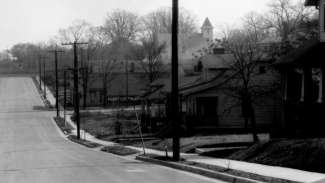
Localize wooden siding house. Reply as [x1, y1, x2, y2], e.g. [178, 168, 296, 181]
[143, 52, 281, 135]
[272, 0, 325, 137]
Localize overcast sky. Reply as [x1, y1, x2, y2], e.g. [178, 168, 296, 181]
[0, 0, 277, 51]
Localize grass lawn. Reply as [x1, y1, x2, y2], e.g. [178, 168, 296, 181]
[228, 138, 325, 173]
[77, 111, 140, 138]
[101, 145, 140, 156]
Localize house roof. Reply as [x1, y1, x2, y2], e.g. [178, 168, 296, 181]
[199, 54, 235, 69]
[88, 73, 149, 97]
[274, 39, 325, 67]
[145, 69, 230, 100]
[180, 70, 233, 97]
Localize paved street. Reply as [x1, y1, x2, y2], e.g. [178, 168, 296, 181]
[0, 76, 224, 183]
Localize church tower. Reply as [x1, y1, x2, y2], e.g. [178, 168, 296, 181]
[201, 17, 213, 41]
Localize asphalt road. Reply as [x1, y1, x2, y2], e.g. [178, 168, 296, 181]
[0, 77, 225, 183]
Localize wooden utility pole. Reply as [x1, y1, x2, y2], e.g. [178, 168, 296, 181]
[64, 70, 67, 126]
[38, 55, 42, 91]
[62, 42, 88, 139]
[49, 49, 64, 118]
[172, 0, 180, 161]
[42, 56, 47, 99]
[125, 60, 129, 107]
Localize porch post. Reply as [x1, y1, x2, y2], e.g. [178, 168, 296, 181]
[318, 68, 324, 103]
[303, 67, 312, 102]
[283, 71, 288, 101]
[300, 69, 305, 102]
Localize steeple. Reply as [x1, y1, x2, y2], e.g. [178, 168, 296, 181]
[201, 17, 213, 41]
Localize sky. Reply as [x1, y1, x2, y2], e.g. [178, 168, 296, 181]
[0, 0, 275, 51]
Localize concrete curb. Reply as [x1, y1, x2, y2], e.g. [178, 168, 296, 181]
[136, 155, 263, 183]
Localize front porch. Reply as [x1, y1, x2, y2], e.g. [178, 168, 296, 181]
[276, 41, 325, 137]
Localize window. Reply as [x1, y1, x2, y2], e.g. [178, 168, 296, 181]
[259, 66, 266, 74]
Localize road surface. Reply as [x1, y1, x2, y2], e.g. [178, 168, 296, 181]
[0, 77, 225, 183]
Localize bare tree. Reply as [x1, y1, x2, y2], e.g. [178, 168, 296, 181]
[103, 9, 139, 42]
[97, 57, 117, 107]
[263, 0, 316, 50]
[222, 26, 269, 143]
[142, 7, 197, 36]
[58, 19, 94, 108]
[79, 26, 109, 108]
[135, 35, 166, 83]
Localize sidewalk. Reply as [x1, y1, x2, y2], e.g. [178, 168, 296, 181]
[42, 81, 325, 183]
[188, 157, 325, 183]
[36, 76, 56, 105]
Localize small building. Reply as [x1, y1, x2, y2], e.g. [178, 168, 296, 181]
[181, 69, 280, 134]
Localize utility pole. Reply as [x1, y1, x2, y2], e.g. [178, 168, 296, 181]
[38, 55, 42, 91]
[64, 70, 67, 126]
[42, 56, 47, 99]
[171, 0, 180, 161]
[125, 60, 129, 107]
[49, 49, 64, 118]
[62, 42, 88, 139]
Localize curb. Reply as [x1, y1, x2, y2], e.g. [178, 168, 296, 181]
[136, 155, 263, 183]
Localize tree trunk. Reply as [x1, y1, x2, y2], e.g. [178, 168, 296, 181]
[82, 70, 88, 109]
[103, 87, 107, 107]
[250, 104, 259, 143]
[83, 84, 87, 109]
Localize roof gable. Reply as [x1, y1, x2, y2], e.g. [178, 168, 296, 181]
[202, 17, 213, 28]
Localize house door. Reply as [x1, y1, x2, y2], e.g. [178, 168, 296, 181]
[196, 97, 218, 124]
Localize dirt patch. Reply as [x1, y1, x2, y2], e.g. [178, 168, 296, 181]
[229, 138, 325, 173]
[71, 111, 139, 138]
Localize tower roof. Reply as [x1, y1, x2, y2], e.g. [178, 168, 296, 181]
[202, 17, 213, 28]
